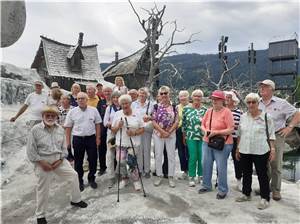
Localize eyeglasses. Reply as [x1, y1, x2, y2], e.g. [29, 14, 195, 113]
[160, 92, 169, 96]
[246, 101, 257, 104]
[77, 97, 86, 100]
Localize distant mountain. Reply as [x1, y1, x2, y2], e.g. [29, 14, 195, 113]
[101, 49, 299, 90]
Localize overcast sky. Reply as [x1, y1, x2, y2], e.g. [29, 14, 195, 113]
[1, 0, 299, 68]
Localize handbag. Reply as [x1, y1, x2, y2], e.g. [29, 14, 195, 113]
[207, 110, 228, 150]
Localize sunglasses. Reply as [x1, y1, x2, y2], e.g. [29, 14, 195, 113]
[160, 92, 169, 96]
[246, 101, 257, 104]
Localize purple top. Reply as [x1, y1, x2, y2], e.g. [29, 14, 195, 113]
[152, 103, 178, 135]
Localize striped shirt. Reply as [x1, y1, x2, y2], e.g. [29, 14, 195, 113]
[26, 122, 67, 162]
[231, 108, 243, 138]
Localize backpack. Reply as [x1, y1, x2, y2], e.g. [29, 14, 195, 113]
[285, 115, 300, 150]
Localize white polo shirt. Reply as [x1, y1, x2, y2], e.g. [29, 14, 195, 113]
[24, 91, 48, 120]
[64, 106, 102, 136]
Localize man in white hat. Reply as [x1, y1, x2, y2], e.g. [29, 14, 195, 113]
[10, 80, 48, 127]
[50, 82, 60, 89]
[27, 106, 87, 224]
[258, 79, 300, 201]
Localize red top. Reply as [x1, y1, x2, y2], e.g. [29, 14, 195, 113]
[201, 107, 234, 144]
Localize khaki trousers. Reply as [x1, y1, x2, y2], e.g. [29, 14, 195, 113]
[268, 134, 285, 192]
[34, 154, 81, 218]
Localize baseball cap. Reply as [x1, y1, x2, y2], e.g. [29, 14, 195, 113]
[210, 90, 225, 100]
[258, 79, 275, 90]
[34, 80, 43, 86]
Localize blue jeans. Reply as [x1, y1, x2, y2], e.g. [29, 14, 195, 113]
[202, 142, 233, 195]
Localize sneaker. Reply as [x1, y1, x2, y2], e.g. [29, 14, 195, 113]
[189, 177, 196, 187]
[144, 172, 151, 179]
[235, 179, 242, 192]
[169, 177, 176, 188]
[178, 171, 188, 180]
[108, 178, 115, 189]
[257, 199, 269, 210]
[154, 176, 163, 187]
[79, 183, 84, 192]
[272, 191, 281, 201]
[235, 194, 251, 202]
[133, 181, 142, 191]
[89, 181, 98, 189]
[71, 200, 88, 208]
[119, 179, 128, 189]
[198, 188, 210, 194]
[98, 170, 106, 176]
[37, 217, 47, 224]
[216, 193, 226, 200]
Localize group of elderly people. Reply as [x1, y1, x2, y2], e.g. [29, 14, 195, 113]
[14, 76, 299, 223]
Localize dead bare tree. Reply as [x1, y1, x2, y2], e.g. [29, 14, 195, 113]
[128, 0, 199, 93]
[204, 59, 240, 90]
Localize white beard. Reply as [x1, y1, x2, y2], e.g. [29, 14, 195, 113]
[44, 120, 56, 127]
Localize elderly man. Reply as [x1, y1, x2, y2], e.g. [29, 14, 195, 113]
[27, 106, 87, 224]
[96, 86, 113, 176]
[258, 79, 300, 201]
[65, 92, 102, 191]
[10, 80, 48, 127]
[128, 89, 139, 102]
[86, 84, 99, 107]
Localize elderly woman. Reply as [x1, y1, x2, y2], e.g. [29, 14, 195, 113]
[103, 91, 122, 188]
[182, 89, 207, 187]
[199, 90, 234, 199]
[111, 94, 144, 191]
[152, 86, 178, 188]
[128, 89, 139, 102]
[113, 76, 128, 95]
[58, 94, 73, 126]
[176, 90, 190, 179]
[235, 93, 275, 210]
[132, 87, 154, 178]
[69, 83, 81, 107]
[225, 90, 243, 191]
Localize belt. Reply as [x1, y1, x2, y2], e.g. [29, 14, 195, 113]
[73, 134, 95, 139]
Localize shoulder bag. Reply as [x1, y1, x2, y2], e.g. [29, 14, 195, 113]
[207, 109, 228, 150]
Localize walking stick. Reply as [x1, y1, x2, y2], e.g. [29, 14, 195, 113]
[117, 118, 123, 203]
[124, 117, 147, 197]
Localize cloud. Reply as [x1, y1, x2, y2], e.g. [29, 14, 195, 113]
[1, 1, 299, 68]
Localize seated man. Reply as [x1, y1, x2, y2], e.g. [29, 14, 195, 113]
[26, 106, 87, 224]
